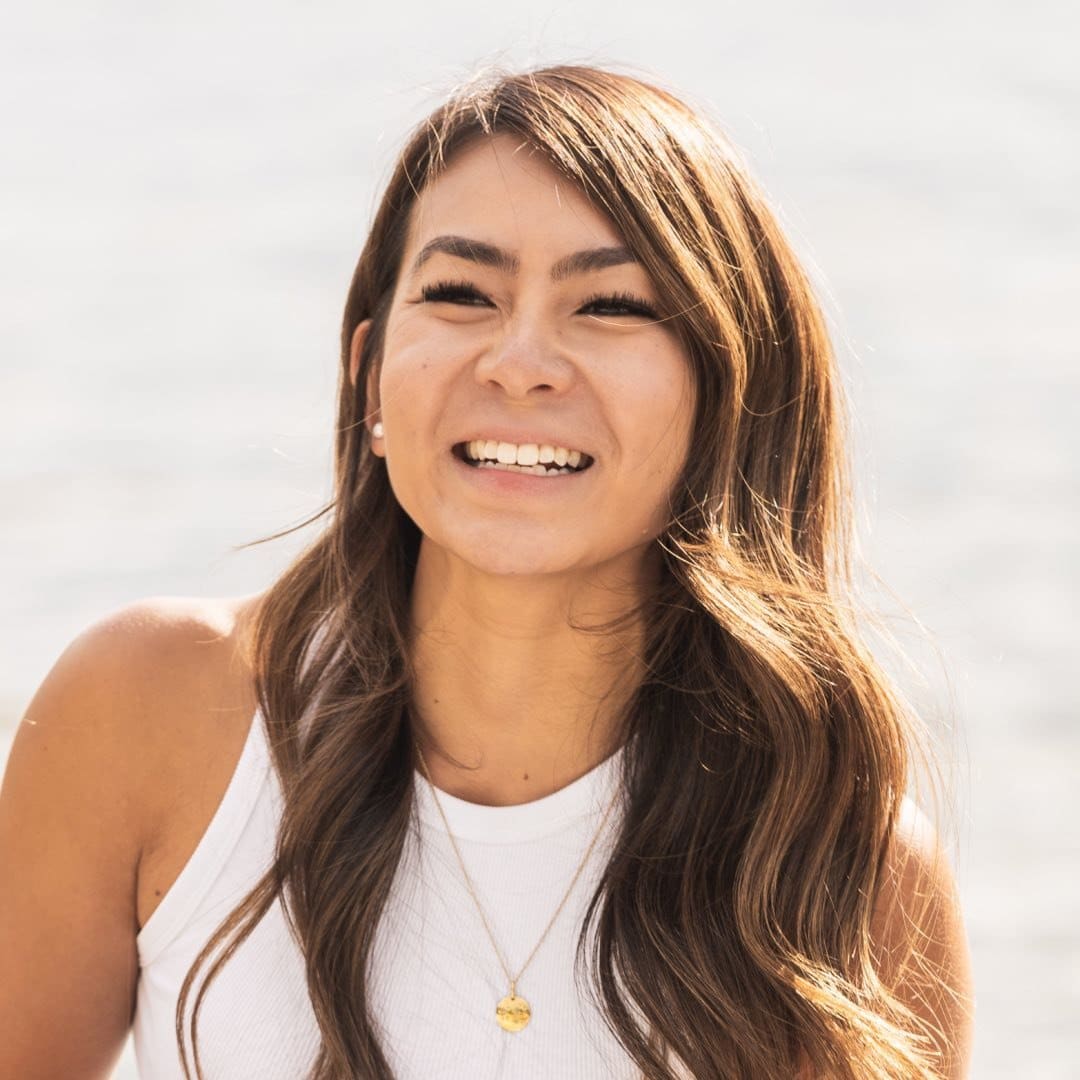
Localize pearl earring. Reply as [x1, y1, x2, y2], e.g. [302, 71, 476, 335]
[372, 421, 384, 439]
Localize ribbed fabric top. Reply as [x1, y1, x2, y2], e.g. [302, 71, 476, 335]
[132, 708, 637, 1079]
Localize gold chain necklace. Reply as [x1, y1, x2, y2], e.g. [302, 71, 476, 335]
[413, 740, 623, 1032]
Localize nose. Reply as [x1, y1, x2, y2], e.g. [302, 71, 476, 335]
[472, 316, 575, 400]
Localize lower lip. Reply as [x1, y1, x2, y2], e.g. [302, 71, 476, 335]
[450, 452, 593, 492]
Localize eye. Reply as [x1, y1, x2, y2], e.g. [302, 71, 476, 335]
[419, 280, 493, 306]
[578, 291, 659, 319]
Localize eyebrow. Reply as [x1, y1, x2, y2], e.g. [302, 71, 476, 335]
[410, 234, 638, 280]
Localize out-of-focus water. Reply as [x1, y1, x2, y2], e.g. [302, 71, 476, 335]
[1, 3, 1076, 1076]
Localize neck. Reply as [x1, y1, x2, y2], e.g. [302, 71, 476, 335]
[408, 542, 654, 806]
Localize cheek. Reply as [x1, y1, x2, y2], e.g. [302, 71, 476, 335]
[377, 338, 449, 439]
[380, 304, 484, 381]
[375, 329, 469, 517]
[613, 356, 695, 475]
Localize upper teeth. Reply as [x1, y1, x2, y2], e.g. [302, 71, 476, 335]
[465, 440, 585, 469]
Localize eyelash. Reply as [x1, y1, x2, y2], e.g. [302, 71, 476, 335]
[419, 279, 659, 319]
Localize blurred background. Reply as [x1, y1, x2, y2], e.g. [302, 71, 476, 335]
[1, 2, 1075, 1076]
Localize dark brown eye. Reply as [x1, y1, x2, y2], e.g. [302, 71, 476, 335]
[420, 280, 492, 306]
[578, 291, 658, 318]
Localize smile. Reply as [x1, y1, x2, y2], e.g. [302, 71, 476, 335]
[453, 440, 594, 477]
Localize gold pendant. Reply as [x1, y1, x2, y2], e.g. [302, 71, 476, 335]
[496, 993, 531, 1032]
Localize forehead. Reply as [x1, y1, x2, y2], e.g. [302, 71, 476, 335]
[403, 134, 626, 258]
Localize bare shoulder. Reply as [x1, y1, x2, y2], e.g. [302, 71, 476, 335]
[77, 592, 261, 731]
[0, 593, 263, 1076]
[869, 796, 976, 1079]
[27, 591, 260, 697]
[11, 592, 264, 863]
[13, 596, 260, 807]
[69, 591, 260, 692]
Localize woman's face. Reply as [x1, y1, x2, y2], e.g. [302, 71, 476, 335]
[357, 133, 695, 581]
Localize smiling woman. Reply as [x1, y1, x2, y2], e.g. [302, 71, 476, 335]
[0, 65, 973, 1079]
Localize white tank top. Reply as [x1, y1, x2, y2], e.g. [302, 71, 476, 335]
[132, 708, 638, 1079]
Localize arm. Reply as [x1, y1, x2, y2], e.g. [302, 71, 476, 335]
[870, 800, 976, 1079]
[0, 594, 257, 1078]
[0, 602, 182, 1077]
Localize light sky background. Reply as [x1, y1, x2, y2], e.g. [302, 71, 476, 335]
[1, 2, 1076, 1076]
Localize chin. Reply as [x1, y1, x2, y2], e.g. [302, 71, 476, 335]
[422, 522, 593, 580]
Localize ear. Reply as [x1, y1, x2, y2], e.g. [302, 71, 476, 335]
[349, 318, 372, 391]
[349, 319, 384, 456]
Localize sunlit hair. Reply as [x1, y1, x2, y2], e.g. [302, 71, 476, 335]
[178, 64, 951, 1078]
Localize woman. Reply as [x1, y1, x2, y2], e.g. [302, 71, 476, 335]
[0, 65, 974, 1078]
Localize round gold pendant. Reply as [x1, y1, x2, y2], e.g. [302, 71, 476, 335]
[496, 993, 531, 1032]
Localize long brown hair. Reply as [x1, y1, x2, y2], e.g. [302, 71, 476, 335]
[178, 64, 948, 1078]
